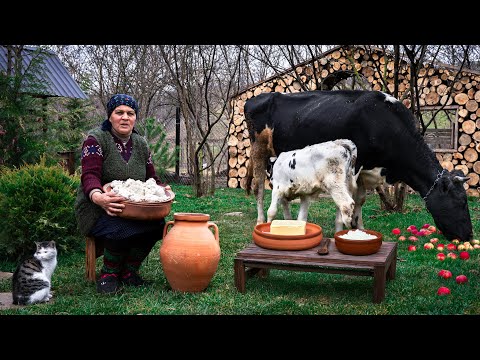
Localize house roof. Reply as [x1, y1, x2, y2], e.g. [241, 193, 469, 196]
[0, 46, 87, 99]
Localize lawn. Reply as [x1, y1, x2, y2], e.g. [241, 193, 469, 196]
[0, 185, 479, 315]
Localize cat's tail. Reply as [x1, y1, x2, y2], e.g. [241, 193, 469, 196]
[12, 294, 28, 305]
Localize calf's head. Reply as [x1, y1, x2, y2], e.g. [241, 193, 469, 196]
[425, 170, 473, 242]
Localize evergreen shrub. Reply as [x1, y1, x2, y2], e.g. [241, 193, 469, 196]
[0, 158, 82, 261]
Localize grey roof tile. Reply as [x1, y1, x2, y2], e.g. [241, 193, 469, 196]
[0, 46, 87, 99]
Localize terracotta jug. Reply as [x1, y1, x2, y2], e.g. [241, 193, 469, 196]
[160, 212, 220, 292]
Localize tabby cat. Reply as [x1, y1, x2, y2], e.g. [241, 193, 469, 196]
[12, 240, 58, 305]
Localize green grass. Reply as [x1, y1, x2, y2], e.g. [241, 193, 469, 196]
[0, 185, 479, 315]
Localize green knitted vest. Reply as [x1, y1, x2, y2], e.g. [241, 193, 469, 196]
[74, 128, 150, 236]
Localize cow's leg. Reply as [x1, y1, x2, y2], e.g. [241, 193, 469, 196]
[252, 153, 266, 225]
[255, 184, 266, 224]
[352, 180, 367, 229]
[335, 207, 344, 232]
[250, 134, 274, 225]
[281, 198, 292, 220]
[280, 198, 292, 220]
[352, 204, 364, 229]
[297, 196, 310, 222]
[266, 191, 280, 223]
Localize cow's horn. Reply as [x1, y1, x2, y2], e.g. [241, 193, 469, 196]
[453, 175, 470, 183]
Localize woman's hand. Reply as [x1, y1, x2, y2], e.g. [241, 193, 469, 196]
[91, 190, 126, 216]
[164, 185, 175, 198]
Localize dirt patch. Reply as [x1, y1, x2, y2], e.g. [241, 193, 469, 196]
[0, 272, 12, 281]
[0, 292, 19, 310]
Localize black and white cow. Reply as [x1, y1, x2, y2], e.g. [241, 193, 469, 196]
[267, 139, 359, 230]
[244, 90, 473, 242]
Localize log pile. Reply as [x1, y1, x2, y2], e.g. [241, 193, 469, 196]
[228, 45, 480, 197]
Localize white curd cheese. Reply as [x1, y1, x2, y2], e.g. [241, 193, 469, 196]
[110, 178, 170, 202]
[339, 229, 377, 240]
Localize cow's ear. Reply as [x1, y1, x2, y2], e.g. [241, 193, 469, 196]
[438, 176, 450, 193]
[354, 166, 363, 182]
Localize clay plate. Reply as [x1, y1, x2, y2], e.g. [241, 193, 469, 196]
[333, 229, 383, 256]
[103, 182, 174, 221]
[253, 222, 323, 250]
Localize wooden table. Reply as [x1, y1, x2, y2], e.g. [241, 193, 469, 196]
[234, 240, 397, 303]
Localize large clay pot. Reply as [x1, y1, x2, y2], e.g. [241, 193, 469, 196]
[160, 212, 220, 292]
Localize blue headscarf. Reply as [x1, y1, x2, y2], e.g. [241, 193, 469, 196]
[106, 94, 138, 119]
[102, 94, 139, 132]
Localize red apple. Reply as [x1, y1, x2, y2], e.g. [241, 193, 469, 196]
[422, 223, 430, 229]
[452, 239, 460, 244]
[398, 235, 406, 241]
[438, 269, 452, 279]
[423, 243, 435, 250]
[436, 253, 446, 261]
[406, 225, 417, 232]
[459, 251, 470, 260]
[417, 230, 427, 236]
[446, 243, 457, 251]
[407, 245, 416, 252]
[428, 225, 436, 232]
[437, 287, 451, 295]
[430, 238, 439, 244]
[436, 244, 445, 251]
[408, 236, 418, 242]
[447, 252, 457, 259]
[455, 275, 468, 284]
[392, 228, 401, 235]
[438, 269, 447, 277]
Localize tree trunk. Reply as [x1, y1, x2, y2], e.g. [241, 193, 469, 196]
[193, 150, 203, 198]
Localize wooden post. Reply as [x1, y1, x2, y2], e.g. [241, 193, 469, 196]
[175, 106, 180, 177]
[58, 151, 75, 175]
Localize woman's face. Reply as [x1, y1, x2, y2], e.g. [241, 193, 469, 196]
[109, 105, 136, 136]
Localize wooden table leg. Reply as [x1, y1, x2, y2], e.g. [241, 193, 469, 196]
[387, 248, 397, 280]
[234, 258, 246, 293]
[85, 236, 97, 282]
[373, 264, 386, 303]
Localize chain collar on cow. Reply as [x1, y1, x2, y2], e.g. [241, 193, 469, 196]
[423, 168, 447, 203]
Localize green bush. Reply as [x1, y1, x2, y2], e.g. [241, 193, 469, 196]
[0, 158, 82, 261]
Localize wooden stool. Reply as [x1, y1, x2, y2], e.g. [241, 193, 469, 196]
[85, 236, 104, 282]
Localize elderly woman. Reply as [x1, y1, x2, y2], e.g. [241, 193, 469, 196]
[75, 94, 173, 294]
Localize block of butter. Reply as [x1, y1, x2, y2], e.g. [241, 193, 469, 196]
[270, 220, 307, 236]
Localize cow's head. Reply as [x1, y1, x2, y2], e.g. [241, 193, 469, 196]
[425, 170, 473, 242]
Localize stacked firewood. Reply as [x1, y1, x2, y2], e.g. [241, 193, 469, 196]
[228, 46, 480, 197]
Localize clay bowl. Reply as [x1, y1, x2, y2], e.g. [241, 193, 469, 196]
[103, 182, 174, 221]
[253, 222, 323, 250]
[334, 229, 383, 256]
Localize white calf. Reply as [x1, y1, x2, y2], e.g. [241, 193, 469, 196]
[266, 139, 359, 229]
